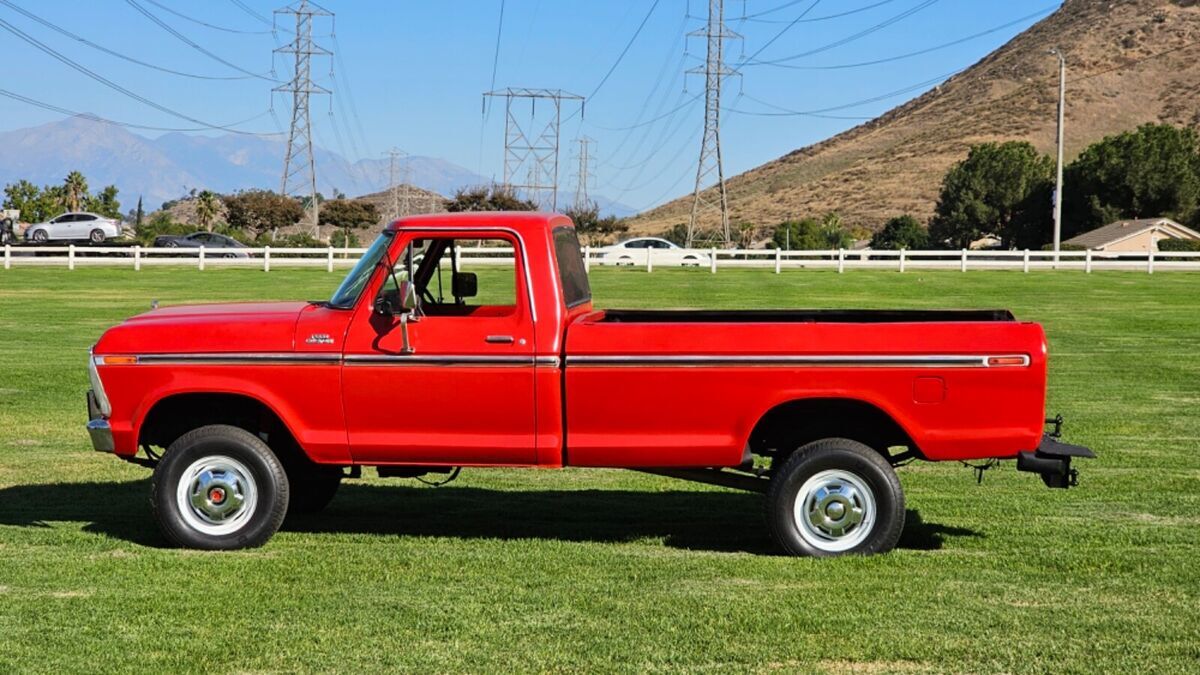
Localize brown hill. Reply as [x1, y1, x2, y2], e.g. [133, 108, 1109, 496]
[628, 0, 1200, 237]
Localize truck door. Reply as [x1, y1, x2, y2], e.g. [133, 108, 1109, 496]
[341, 232, 538, 465]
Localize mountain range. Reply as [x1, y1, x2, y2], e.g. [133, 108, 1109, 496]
[0, 116, 635, 216]
[629, 0, 1200, 235]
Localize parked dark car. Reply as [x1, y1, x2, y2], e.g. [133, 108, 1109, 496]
[154, 232, 249, 258]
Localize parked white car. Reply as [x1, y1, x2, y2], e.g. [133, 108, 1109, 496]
[24, 212, 122, 244]
[597, 237, 711, 267]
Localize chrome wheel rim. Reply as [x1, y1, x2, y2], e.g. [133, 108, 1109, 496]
[176, 455, 258, 536]
[793, 469, 876, 552]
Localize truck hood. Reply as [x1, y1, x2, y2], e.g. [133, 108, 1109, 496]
[95, 301, 309, 354]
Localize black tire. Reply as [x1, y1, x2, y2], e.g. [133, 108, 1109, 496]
[766, 438, 904, 557]
[151, 424, 289, 550]
[31, 229, 48, 243]
[89, 228, 105, 244]
[285, 465, 342, 515]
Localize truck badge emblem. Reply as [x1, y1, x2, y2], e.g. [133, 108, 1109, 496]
[306, 333, 334, 345]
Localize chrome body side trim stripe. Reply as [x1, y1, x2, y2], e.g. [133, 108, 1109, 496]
[135, 353, 341, 365]
[564, 354, 1029, 368]
[344, 354, 536, 366]
[101, 352, 563, 367]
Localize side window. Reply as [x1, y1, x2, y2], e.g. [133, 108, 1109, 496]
[652, 240, 672, 249]
[78, 214, 96, 222]
[383, 236, 518, 318]
[625, 239, 647, 249]
[554, 227, 591, 308]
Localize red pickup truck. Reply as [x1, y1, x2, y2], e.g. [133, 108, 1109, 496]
[86, 212, 1092, 555]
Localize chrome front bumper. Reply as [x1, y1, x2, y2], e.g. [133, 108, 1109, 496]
[86, 390, 114, 453]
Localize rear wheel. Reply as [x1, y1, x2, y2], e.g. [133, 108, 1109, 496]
[766, 438, 904, 556]
[151, 424, 289, 550]
[89, 228, 105, 244]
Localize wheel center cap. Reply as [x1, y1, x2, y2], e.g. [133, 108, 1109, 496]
[209, 487, 226, 505]
[825, 501, 846, 519]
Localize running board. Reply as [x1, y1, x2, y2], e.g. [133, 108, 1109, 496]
[632, 468, 769, 493]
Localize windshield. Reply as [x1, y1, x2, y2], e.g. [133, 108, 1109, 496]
[328, 231, 394, 309]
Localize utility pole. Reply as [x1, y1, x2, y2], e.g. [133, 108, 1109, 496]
[686, 0, 739, 248]
[1050, 48, 1066, 260]
[482, 88, 584, 210]
[573, 136, 596, 211]
[275, 0, 332, 239]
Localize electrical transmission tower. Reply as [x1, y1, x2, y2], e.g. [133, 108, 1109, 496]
[275, 0, 332, 237]
[482, 88, 584, 210]
[686, 0, 740, 247]
[572, 136, 596, 211]
[386, 146, 405, 220]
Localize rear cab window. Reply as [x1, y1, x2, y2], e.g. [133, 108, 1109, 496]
[553, 227, 591, 308]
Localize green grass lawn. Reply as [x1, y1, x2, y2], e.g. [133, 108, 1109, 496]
[1, 266, 1198, 673]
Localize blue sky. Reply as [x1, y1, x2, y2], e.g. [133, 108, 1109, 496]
[0, 0, 1062, 210]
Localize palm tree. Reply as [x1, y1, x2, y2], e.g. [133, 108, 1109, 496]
[63, 171, 88, 212]
[196, 190, 219, 232]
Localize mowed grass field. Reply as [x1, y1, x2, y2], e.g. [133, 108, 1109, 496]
[1, 265, 1198, 673]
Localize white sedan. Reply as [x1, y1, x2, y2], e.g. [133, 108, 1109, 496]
[25, 212, 122, 244]
[597, 237, 711, 267]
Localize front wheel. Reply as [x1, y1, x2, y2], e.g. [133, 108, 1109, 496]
[31, 229, 48, 243]
[151, 424, 289, 550]
[766, 438, 905, 556]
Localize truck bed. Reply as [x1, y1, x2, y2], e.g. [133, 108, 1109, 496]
[563, 311, 1047, 469]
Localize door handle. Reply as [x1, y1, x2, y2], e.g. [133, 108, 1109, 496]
[485, 335, 515, 344]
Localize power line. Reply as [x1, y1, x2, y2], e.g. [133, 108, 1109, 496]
[0, 0, 256, 81]
[229, 0, 273, 25]
[124, 0, 278, 82]
[587, 0, 663, 101]
[0, 15, 277, 135]
[0, 87, 276, 133]
[741, 0, 940, 67]
[726, 67, 964, 116]
[486, 0, 506, 116]
[736, 0, 822, 68]
[589, 93, 703, 131]
[743, 0, 897, 22]
[143, 0, 272, 34]
[756, 5, 1056, 70]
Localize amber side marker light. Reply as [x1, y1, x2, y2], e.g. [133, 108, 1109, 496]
[101, 356, 138, 365]
[987, 355, 1029, 367]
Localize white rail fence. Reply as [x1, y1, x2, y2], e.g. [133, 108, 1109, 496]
[4, 243, 1200, 273]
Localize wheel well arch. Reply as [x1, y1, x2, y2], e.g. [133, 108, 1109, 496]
[745, 397, 921, 463]
[138, 392, 309, 465]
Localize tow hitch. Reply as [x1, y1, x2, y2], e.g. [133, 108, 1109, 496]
[1016, 416, 1095, 488]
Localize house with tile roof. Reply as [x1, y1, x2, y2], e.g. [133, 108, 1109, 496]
[1064, 218, 1200, 252]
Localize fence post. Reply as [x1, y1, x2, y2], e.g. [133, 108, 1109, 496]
[134, 245, 141, 271]
[68, 244, 75, 270]
[646, 247, 653, 273]
[837, 248, 845, 274]
[1023, 249, 1030, 274]
[327, 247, 334, 273]
[584, 245, 590, 273]
[3, 244, 9, 270]
[1147, 249, 1155, 275]
[1085, 249, 1092, 274]
[263, 246, 271, 272]
[960, 249, 967, 272]
[198, 245, 205, 271]
[898, 249, 906, 273]
[710, 248, 717, 274]
[774, 247, 781, 274]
